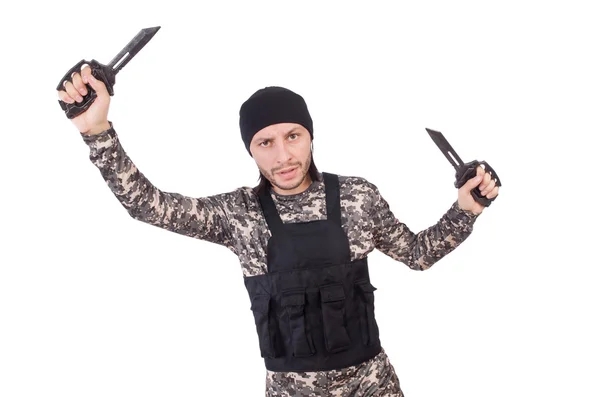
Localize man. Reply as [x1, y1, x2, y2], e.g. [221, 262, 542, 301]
[57, 65, 499, 396]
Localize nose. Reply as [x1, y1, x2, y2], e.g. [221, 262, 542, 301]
[273, 139, 292, 165]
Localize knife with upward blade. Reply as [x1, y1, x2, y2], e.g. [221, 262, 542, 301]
[426, 128, 501, 207]
[57, 26, 161, 119]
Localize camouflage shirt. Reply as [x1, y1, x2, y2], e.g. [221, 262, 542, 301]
[80, 122, 480, 396]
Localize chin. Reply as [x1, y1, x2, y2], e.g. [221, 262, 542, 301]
[277, 175, 301, 188]
[275, 170, 305, 189]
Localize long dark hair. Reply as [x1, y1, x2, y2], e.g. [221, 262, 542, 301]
[253, 148, 320, 196]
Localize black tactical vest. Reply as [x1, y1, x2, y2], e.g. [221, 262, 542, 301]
[244, 172, 382, 372]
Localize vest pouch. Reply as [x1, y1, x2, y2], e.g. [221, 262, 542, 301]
[319, 284, 351, 352]
[355, 280, 380, 346]
[281, 289, 315, 357]
[250, 294, 279, 358]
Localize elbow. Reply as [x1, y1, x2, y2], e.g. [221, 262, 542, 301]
[409, 257, 438, 271]
[126, 206, 152, 224]
[125, 198, 152, 222]
[127, 206, 142, 220]
[412, 264, 429, 271]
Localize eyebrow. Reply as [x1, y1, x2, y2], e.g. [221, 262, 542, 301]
[257, 128, 301, 142]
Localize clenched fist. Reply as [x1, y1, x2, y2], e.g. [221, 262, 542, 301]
[57, 65, 111, 135]
[458, 165, 500, 215]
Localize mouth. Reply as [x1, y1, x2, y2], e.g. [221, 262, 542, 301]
[278, 166, 297, 174]
[277, 166, 298, 178]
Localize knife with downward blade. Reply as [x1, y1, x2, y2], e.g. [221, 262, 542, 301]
[57, 26, 161, 119]
[426, 128, 501, 207]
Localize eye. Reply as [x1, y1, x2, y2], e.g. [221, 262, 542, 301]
[288, 133, 298, 140]
[259, 140, 270, 147]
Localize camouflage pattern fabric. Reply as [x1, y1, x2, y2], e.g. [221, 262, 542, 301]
[80, 124, 481, 395]
[266, 348, 404, 396]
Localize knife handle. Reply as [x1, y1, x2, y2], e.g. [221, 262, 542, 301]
[56, 59, 116, 119]
[454, 160, 502, 207]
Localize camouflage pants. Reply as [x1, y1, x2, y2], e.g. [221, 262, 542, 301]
[265, 348, 404, 396]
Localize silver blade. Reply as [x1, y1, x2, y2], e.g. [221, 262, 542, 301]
[425, 128, 464, 171]
[107, 26, 161, 74]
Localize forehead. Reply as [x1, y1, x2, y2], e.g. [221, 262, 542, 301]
[252, 122, 303, 141]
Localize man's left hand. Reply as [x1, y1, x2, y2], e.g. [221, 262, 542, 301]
[458, 165, 500, 215]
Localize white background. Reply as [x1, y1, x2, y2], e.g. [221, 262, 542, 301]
[1, 1, 599, 396]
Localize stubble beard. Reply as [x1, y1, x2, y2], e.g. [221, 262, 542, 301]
[260, 151, 312, 192]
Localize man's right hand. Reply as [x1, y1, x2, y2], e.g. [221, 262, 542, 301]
[57, 64, 111, 135]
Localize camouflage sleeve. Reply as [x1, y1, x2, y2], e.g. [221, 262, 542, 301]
[80, 122, 234, 247]
[369, 183, 480, 270]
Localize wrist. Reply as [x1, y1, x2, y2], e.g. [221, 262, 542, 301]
[83, 121, 111, 136]
[454, 200, 480, 218]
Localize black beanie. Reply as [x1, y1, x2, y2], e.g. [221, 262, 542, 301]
[239, 86, 313, 156]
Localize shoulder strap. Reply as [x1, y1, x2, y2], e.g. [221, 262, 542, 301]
[258, 173, 342, 233]
[257, 187, 285, 236]
[323, 172, 342, 227]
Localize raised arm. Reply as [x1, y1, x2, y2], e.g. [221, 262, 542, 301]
[369, 183, 480, 271]
[80, 125, 234, 246]
[58, 64, 234, 248]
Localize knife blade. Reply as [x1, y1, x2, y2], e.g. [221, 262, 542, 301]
[425, 127, 464, 171]
[425, 127, 502, 207]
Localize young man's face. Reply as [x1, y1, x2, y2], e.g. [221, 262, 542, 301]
[250, 122, 312, 195]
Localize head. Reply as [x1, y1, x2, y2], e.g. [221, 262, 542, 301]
[239, 87, 320, 195]
[249, 122, 318, 195]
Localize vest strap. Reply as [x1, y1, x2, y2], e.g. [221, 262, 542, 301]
[258, 172, 341, 236]
[323, 172, 341, 227]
